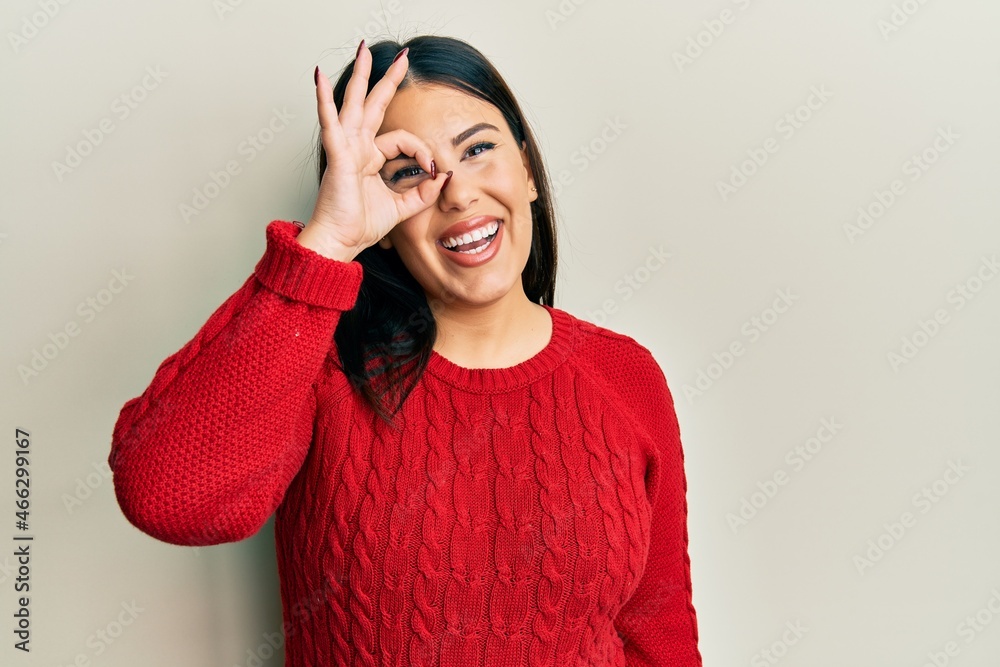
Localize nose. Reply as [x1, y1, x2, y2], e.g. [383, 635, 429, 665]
[436, 166, 477, 212]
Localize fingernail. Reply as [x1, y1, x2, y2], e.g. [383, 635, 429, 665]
[430, 159, 436, 179]
[356, 39, 366, 59]
[392, 47, 409, 64]
[442, 170, 453, 188]
[314, 65, 319, 86]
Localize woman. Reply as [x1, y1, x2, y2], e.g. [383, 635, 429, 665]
[109, 35, 703, 666]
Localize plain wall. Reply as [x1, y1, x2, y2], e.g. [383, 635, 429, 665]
[2, 0, 999, 665]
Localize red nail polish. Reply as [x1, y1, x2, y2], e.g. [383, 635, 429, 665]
[442, 170, 453, 188]
[430, 159, 436, 179]
[356, 39, 366, 59]
[392, 47, 408, 64]
[314, 66, 319, 86]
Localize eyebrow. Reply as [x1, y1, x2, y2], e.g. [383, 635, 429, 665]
[384, 122, 501, 163]
[451, 122, 500, 147]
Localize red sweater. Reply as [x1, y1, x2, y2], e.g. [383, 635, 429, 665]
[109, 220, 702, 667]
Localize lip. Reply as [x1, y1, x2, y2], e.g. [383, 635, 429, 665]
[436, 215, 501, 244]
[436, 218, 504, 268]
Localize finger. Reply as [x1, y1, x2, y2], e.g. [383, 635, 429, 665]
[315, 66, 346, 155]
[340, 41, 371, 131]
[360, 48, 408, 136]
[392, 169, 448, 221]
[373, 129, 435, 176]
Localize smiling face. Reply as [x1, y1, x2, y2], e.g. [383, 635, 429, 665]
[376, 83, 538, 310]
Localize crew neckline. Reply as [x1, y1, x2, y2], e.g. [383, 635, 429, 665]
[425, 304, 574, 393]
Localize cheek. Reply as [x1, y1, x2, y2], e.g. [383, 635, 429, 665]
[478, 156, 528, 200]
[394, 215, 428, 240]
[390, 222, 433, 263]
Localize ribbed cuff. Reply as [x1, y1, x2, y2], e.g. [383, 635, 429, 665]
[253, 220, 364, 310]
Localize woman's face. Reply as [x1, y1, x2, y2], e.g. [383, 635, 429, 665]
[376, 83, 538, 310]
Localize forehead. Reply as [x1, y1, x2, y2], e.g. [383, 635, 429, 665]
[377, 83, 505, 143]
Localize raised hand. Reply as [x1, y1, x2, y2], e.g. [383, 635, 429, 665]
[297, 43, 450, 262]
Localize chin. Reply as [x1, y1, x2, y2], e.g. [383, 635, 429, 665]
[434, 266, 523, 305]
[441, 280, 514, 306]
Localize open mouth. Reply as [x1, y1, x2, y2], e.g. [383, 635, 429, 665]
[439, 220, 501, 255]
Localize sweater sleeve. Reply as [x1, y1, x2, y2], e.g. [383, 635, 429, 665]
[613, 346, 703, 666]
[108, 220, 363, 547]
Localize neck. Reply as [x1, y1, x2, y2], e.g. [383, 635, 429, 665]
[429, 288, 550, 369]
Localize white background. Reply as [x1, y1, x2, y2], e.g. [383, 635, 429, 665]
[2, 0, 999, 665]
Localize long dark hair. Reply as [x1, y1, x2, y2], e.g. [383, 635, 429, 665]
[318, 35, 558, 426]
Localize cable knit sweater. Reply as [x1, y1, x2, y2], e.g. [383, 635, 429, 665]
[108, 220, 702, 667]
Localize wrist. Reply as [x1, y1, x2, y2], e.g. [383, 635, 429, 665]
[296, 224, 361, 263]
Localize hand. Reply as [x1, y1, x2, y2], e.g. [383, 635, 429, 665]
[299, 44, 449, 261]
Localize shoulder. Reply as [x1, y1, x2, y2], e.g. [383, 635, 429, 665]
[559, 309, 678, 435]
[559, 310, 686, 509]
[561, 309, 670, 385]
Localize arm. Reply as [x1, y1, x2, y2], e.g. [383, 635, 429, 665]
[108, 220, 363, 546]
[614, 348, 703, 666]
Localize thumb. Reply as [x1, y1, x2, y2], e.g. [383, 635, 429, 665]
[392, 170, 452, 221]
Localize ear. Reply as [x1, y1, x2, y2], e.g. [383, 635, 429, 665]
[377, 234, 393, 250]
[520, 140, 537, 203]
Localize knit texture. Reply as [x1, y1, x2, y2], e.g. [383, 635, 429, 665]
[109, 220, 702, 667]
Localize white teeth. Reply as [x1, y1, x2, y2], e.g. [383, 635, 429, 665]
[457, 243, 489, 255]
[442, 220, 499, 249]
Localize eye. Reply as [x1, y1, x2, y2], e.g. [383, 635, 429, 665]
[387, 141, 497, 183]
[466, 140, 496, 157]
[388, 165, 424, 183]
